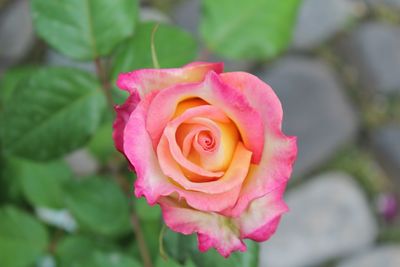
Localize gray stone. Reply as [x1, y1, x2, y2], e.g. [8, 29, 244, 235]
[337, 246, 400, 267]
[343, 22, 400, 94]
[371, 125, 400, 189]
[0, 0, 35, 64]
[45, 49, 96, 73]
[260, 172, 378, 267]
[385, 0, 400, 7]
[258, 57, 358, 178]
[366, 0, 400, 8]
[293, 0, 364, 50]
[64, 149, 99, 177]
[171, 0, 199, 36]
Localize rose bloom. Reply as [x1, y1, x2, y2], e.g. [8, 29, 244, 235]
[113, 62, 297, 257]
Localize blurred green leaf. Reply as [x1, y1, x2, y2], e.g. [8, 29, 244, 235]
[56, 235, 98, 267]
[155, 257, 183, 267]
[142, 219, 162, 258]
[87, 121, 116, 163]
[191, 240, 259, 267]
[0, 206, 49, 267]
[112, 22, 197, 78]
[200, 0, 301, 60]
[7, 157, 72, 209]
[56, 235, 140, 267]
[90, 251, 142, 267]
[2, 67, 106, 161]
[184, 259, 197, 267]
[31, 0, 138, 60]
[0, 158, 23, 203]
[135, 197, 161, 221]
[64, 176, 131, 237]
[133, 197, 162, 258]
[0, 66, 36, 107]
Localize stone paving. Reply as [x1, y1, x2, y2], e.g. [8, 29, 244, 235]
[1, 0, 399, 267]
[260, 172, 377, 267]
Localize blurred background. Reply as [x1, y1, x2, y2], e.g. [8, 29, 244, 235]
[0, 0, 400, 267]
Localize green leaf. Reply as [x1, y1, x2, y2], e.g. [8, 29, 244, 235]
[90, 251, 142, 267]
[192, 240, 259, 267]
[184, 259, 197, 267]
[155, 257, 183, 267]
[31, 0, 138, 60]
[164, 230, 259, 267]
[64, 176, 131, 237]
[56, 235, 98, 267]
[112, 22, 197, 78]
[0, 66, 36, 106]
[133, 197, 162, 258]
[200, 0, 301, 60]
[7, 157, 72, 209]
[56, 235, 140, 267]
[2, 67, 106, 161]
[0, 206, 49, 267]
[134, 197, 161, 221]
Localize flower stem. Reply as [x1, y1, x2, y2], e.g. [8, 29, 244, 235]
[94, 58, 114, 110]
[131, 207, 154, 267]
[151, 24, 161, 69]
[97, 58, 152, 267]
[159, 224, 168, 260]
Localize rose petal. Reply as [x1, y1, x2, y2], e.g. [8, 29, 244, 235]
[159, 197, 246, 258]
[158, 139, 252, 195]
[237, 184, 288, 241]
[146, 71, 265, 163]
[163, 105, 237, 178]
[112, 90, 140, 153]
[219, 72, 297, 217]
[116, 62, 224, 97]
[124, 92, 249, 212]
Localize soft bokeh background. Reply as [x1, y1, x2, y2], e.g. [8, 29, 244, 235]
[0, 0, 399, 267]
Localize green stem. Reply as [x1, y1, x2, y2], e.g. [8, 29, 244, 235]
[159, 224, 168, 260]
[97, 57, 152, 267]
[151, 24, 161, 69]
[131, 207, 154, 267]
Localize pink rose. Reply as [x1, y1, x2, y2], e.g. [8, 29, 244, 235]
[113, 62, 297, 257]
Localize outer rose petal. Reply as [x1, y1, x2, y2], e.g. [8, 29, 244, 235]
[124, 91, 248, 212]
[116, 62, 224, 97]
[219, 72, 297, 217]
[159, 197, 246, 258]
[146, 71, 265, 163]
[158, 185, 288, 257]
[238, 184, 288, 241]
[112, 91, 140, 153]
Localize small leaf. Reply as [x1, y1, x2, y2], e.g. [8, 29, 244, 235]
[64, 176, 131, 237]
[164, 230, 259, 267]
[2, 67, 106, 161]
[7, 157, 72, 209]
[31, 0, 139, 60]
[87, 121, 116, 163]
[0, 206, 49, 267]
[200, 0, 301, 60]
[112, 22, 197, 78]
